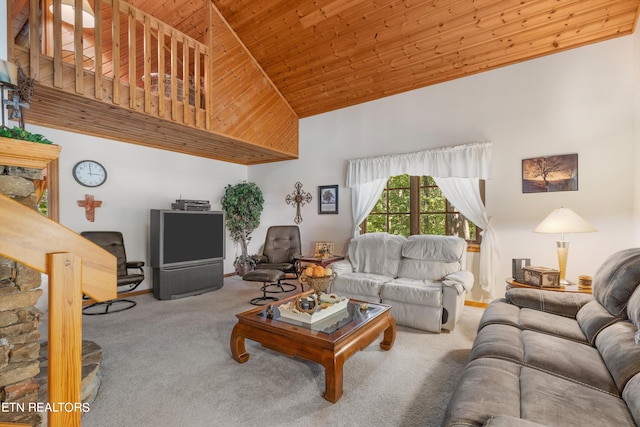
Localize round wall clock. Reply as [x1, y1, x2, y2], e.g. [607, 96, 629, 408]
[72, 160, 107, 187]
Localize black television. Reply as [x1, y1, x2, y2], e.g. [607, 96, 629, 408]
[150, 209, 225, 268]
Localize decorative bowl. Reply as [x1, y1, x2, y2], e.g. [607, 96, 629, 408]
[300, 272, 337, 297]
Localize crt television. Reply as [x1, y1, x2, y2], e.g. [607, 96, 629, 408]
[150, 209, 225, 268]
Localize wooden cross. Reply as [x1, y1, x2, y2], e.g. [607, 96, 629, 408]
[285, 181, 312, 224]
[77, 194, 102, 222]
[3, 92, 30, 129]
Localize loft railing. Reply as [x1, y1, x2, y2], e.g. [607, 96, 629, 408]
[12, 0, 211, 129]
[0, 194, 116, 427]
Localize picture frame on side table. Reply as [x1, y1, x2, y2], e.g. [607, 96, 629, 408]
[318, 185, 339, 214]
[522, 153, 578, 193]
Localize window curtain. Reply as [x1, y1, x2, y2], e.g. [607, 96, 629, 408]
[347, 141, 492, 187]
[347, 141, 496, 296]
[433, 177, 498, 294]
[351, 178, 387, 236]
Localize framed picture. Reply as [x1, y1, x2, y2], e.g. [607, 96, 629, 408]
[318, 185, 339, 214]
[522, 154, 578, 193]
[314, 242, 334, 258]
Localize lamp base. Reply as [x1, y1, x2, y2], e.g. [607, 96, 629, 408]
[556, 241, 569, 284]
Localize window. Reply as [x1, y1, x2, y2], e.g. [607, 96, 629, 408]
[362, 175, 482, 245]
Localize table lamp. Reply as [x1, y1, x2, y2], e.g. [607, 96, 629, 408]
[533, 207, 597, 284]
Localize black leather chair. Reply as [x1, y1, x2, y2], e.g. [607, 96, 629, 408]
[253, 225, 301, 292]
[81, 231, 145, 315]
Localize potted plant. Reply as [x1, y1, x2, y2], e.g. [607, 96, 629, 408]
[221, 181, 264, 276]
[0, 126, 53, 144]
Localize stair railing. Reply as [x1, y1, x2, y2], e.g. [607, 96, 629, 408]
[0, 194, 116, 427]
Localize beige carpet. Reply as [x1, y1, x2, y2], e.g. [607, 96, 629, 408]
[74, 276, 483, 427]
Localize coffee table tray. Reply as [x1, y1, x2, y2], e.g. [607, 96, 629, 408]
[278, 293, 349, 324]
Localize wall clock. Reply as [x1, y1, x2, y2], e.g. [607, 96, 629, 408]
[72, 160, 107, 187]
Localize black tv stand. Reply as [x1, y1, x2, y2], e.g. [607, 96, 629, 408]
[152, 260, 223, 300]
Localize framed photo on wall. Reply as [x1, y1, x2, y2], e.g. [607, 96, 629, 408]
[522, 153, 578, 193]
[318, 185, 339, 214]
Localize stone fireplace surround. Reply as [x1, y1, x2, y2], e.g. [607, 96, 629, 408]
[0, 139, 103, 426]
[0, 162, 47, 426]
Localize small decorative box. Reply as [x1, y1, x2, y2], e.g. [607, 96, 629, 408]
[522, 266, 561, 288]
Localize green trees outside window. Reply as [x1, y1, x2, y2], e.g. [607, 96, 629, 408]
[364, 175, 481, 244]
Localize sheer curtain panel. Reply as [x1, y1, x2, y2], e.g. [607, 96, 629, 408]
[433, 177, 498, 295]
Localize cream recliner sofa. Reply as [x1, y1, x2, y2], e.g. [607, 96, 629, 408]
[330, 232, 473, 332]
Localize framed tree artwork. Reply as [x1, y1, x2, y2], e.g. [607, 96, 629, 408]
[318, 185, 339, 214]
[522, 154, 578, 193]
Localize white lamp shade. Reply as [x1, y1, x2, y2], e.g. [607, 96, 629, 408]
[49, 0, 95, 28]
[534, 207, 597, 234]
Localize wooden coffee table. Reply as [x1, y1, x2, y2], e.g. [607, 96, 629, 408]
[230, 292, 396, 403]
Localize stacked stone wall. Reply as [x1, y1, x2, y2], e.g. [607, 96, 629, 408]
[0, 165, 44, 426]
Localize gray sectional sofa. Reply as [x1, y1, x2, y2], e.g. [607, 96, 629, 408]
[442, 248, 640, 427]
[331, 232, 473, 332]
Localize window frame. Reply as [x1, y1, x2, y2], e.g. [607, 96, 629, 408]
[362, 175, 484, 247]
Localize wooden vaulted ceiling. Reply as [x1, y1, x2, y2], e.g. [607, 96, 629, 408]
[128, 0, 640, 118]
[9, 0, 640, 165]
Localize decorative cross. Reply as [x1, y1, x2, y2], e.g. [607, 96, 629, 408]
[77, 194, 102, 222]
[285, 181, 312, 224]
[3, 92, 29, 129]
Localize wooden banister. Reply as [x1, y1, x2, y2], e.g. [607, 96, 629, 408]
[0, 194, 116, 427]
[0, 194, 116, 301]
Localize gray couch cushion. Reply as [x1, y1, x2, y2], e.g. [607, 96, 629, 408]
[505, 288, 593, 318]
[347, 232, 405, 277]
[397, 234, 466, 280]
[483, 415, 548, 427]
[380, 278, 442, 306]
[596, 320, 640, 393]
[478, 300, 588, 343]
[332, 272, 390, 301]
[593, 248, 640, 317]
[628, 286, 640, 328]
[470, 324, 618, 395]
[624, 373, 640, 426]
[443, 357, 636, 427]
[576, 300, 621, 345]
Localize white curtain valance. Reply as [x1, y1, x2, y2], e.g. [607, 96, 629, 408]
[346, 141, 492, 187]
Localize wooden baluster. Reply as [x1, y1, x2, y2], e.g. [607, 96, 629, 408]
[94, 0, 103, 100]
[183, 37, 190, 124]
[112, 0, 121, 105]
[128, 8, 136, 109]
[143, 14, 151, 113]
[73, 0, 84, 94]
[47, 253, 83, 427]
[158, 26, 166, 117]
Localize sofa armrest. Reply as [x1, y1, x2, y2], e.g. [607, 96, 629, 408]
[505, 288, 594, 318]
[252, 254, 268, 264]
[329, 259, 353, 275]
[126, 261, 144, 269]
[443, 270, 474, 294]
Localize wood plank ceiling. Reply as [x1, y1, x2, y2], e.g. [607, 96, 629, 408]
[126, 0, 640, 118]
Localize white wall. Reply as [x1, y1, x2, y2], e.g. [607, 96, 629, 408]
[250, 32, 639, 301]
[634, 28, 640, 242]
[25, 126, 248, 291]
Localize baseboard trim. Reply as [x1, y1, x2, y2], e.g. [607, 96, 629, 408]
[464, 300, 488, 308]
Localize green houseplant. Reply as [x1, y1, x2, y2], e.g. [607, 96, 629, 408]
[0, 126, 52, 144]
[221, 181, 264, 275]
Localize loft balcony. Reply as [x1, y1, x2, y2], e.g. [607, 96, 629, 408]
[8, 0, 298, 165]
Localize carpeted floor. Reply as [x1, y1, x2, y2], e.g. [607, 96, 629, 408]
[70, 276, 483, 427]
